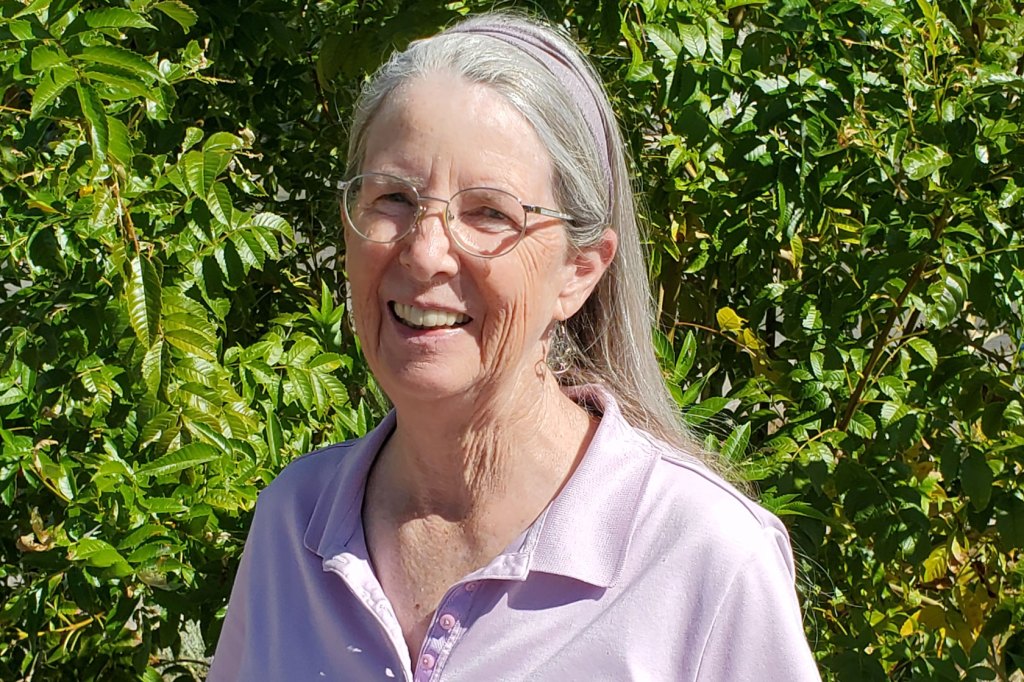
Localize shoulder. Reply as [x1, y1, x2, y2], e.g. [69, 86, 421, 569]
[628, 432, 794, 578]
[256, 442, 355, 513]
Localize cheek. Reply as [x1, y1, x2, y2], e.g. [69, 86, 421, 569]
[477, 248, 562, 367]
[344, 242, 388, 334]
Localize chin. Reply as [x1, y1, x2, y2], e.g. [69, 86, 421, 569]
[376, 365, 480, 405]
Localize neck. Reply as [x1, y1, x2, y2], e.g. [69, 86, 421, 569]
[371, 372, 594, 528]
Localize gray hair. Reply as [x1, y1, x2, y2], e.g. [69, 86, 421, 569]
[346, 13, 707, 460]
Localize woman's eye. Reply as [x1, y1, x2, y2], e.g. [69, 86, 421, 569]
[378, 192, 416, 206]
[481, 206, 512, 222]
[462, 206, 517, 232]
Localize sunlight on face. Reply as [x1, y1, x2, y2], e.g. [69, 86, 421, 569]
[344, 72, 583, 409]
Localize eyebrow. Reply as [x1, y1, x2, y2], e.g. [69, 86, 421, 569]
[365, 168, 428, 189]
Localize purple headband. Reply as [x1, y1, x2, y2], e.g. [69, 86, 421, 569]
[445, 21, 614, 199]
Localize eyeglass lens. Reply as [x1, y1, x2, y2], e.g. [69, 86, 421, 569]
[344, 174, 526, 257]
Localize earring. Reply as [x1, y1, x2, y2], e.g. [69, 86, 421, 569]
[547, 322, 577, 377]
[343, 278, 358, 337]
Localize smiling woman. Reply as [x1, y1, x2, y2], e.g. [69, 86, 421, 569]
[208, 12, 820, 682]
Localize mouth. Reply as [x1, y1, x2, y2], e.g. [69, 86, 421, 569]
[390, 302, 471, 330]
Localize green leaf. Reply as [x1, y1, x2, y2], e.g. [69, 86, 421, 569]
[204, 131, 245, 153]
[77, 45, 160, 82]
[678, 24, 706, 59]
[119, 524, 167, 550]
[214, 241, 244, 285]
[903, 146, 952, 181]
[996, 497, 1024, 550]
[288, 367, 315, 410]
[801, 302, 822, 330]
[83, 8, 155, 30]
[645, 24, 681, 61]
[183, 150, 230, 197]
[141, 497, 188, 514]
[683, 396, 729, 426]
[961, 453, 993, 510]
[5, 19, 34, 41]
[28, 227, 67, 276]
[13, 0, 51, 18]
[84, 69, 152, 99]
[30, 65, 77, 118]
[266, 407, 283, 467]
[251, 212, 290, 234]
[68, 538, 132, 574]
[106, 115, 132, 165]
[138, 442, 218, 477]
[998, 179, 1024, 209]
[847, 411, 877, 438]
[182, 126, 204, 152]
[31, 45, 66, 70]
[721, 422, 751, 461]
[76, 83, 109, 166]
[925, 273, 966, 329]
[880, 401, 910, 426]
[127, 255, 161, 347]
[672, 331, 697, 383]
[165, 327, 217, 361]
[231, 230, 265, 271]
[705, 18, 724, 64]
[317, 33, 347, 89]
[206, 181, 233, 225]
[141, 340, 164, 396]
[907, 337, 938, 368]
[153, 0, 198, 31]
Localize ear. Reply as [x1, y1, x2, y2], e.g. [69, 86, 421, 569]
[554, 228, 618, 321]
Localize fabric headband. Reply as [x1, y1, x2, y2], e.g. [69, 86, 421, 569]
[445, 22, 614, 200]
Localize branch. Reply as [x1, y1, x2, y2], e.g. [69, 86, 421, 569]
[838, 206, 950, 432]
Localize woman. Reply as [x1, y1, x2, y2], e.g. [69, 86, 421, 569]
[210, 13, 820, 681]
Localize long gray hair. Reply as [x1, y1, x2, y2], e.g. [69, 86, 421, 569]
[346, 13, 705, 459]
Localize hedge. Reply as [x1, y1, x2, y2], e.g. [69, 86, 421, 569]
[1, 0, 1022, 679]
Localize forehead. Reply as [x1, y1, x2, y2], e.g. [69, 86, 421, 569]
[361, 72, 554, 193]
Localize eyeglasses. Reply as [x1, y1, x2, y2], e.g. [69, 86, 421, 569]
[339, 172, 575, 258]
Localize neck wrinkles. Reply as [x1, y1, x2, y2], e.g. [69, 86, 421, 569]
[373, 376, 594, 526]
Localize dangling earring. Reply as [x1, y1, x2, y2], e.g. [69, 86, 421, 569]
[343, 278, 358, 337]
[547, 321, 576, 377]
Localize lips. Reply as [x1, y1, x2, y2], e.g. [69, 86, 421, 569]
[391, 302, 470, 329]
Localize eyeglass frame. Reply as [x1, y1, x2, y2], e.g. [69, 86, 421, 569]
[338, 171, 576, 259]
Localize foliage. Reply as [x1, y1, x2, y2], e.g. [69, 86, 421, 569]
[1, 0, 1022, 679]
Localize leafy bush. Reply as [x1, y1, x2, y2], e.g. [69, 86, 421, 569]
[1, 0, 1021, 679]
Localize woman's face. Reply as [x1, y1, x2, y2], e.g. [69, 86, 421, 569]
[345, 72, 612, 407]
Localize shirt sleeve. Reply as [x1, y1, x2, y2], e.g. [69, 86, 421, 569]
[694, 525, 821, 681]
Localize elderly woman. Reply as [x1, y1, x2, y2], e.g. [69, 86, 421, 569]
[210, 13, 820, 682]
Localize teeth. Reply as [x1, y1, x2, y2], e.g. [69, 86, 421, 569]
[393, 303, 469, 329]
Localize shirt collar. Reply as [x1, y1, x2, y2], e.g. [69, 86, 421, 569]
[302, 410, 395, 561]
[301, 386, 659, 589]
[521, 385, 659, 587]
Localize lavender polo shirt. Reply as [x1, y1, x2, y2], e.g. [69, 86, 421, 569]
[209, 386, 821, 681]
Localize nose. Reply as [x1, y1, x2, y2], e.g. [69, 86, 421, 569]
[397, 203, 459, 280]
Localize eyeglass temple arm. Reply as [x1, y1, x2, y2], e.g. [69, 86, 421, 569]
[524, 205, 575, 223]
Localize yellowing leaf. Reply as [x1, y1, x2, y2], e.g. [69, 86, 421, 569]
[922, 545, 948, 583]
[716, 306, 746, 333]
[899, 613, 918, 637]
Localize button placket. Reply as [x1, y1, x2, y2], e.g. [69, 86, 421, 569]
[438, 613, 456, 631]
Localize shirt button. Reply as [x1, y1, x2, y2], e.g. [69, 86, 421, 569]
[438, 613, 456, 631]
[464, 581, 479, 592]
[420, 653, 436, 671]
